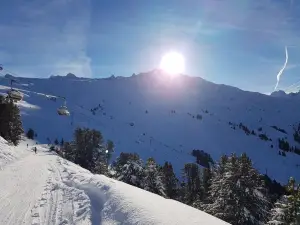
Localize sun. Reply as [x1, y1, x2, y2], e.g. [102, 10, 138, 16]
[160, 51, 185, 75]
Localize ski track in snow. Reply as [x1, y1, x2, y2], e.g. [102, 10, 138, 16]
[0, 146, 91, 225]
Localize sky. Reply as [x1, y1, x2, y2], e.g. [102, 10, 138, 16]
[0, 0, 300, 93]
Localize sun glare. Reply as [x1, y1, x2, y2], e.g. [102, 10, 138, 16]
[160, 51, 185, 75]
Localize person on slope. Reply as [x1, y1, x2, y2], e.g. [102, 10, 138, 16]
[34, 147, 37, 154]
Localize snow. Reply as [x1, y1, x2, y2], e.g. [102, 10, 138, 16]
[0, 136, 34, 169]
[0, 72, 299, 183]
[0, 139, 229, 225]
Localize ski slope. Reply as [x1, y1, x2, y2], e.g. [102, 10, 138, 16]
[0, 70, 299, 183]
[0, 139, 229, 225]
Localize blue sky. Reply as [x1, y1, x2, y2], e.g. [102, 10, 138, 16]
[0, 0, 300, 93]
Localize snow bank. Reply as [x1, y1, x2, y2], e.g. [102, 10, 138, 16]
[60, 158, 229, 225]
[0, 137, 35, 169]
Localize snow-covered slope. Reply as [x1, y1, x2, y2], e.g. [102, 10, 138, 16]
[0, 70, 299, 183]
[0, 136, 35, 169]
[0, 139, 228, 225]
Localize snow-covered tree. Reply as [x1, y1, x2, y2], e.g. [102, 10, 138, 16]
[118, 160, 144, 188]
[93, 141, 114, 175]
[61, 127, 112, 174]
[202, 167, 212, 197]
[236, 153, 271, 224]
[267, 177, 300, 225]
[105, 139, 114, 162]
[143, 158, 166, 197]
[204, 154, 240, 223]
[113, 152, 145, 188]
[72, 128, 104, 171]
[181, 163, 202, 204]
[203, 153, 271, 225]
[267, 195, 289, 225]
[285, 177, 300, 224]
[193, 167, 213, 209]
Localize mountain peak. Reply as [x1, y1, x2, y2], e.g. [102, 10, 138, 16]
[50, 73, 78, 79]
[66, 73, 77, 78]
[270, 90, 287, 97]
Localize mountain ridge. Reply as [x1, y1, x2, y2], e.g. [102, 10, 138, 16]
[0, 69, 299, 183]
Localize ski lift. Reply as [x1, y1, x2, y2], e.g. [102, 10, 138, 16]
[57, 99, 70, 116]
[7, 80, 23, 101]
[7, 89, 23, 101]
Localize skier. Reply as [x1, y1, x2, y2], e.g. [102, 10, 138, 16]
[34, 147, 37, 154]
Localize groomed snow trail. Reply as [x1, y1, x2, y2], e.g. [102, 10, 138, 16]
[0, 146, 91, 225]
[0, 147, 53, 225]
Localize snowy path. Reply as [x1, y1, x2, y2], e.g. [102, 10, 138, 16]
[0, 150, 53, 224]
[0, 147, 91, 225]
[0, 144, 228, 225]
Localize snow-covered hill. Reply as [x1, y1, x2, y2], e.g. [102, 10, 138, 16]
[0, 70, 299, 183]
[0, 139, 228, 225]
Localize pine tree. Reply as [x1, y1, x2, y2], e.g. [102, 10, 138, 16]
[93, 155, 109, 175]
[93, 140, 112, 175]
[286, 177, 300, 224]
[267, 195, 290, 224]
[54, 138, 59, 145]
[63, 141, 76, 162]
[10, 101, 23, 145]
[266, 178, 300, 224]
[113, 152, 145, 188]
[106, 139, 114, 162]
[203, 153, 271, 225]
[143, 158, 166, 197]
[26, 128, 35, 139]
[181, 163, 202, 205]
[72, 128, 103, 171]
[0, 98, 23, 145]
[193, 167, 212, 210]
[202, 167, 212, 199]
[236, 153, 271, 224]
[49, 145, 55, 151]
[204, 154, 240, 223]
[161, 162, 179, 199]
[62, 127, 109, 173]
[60, 138, 64, 146]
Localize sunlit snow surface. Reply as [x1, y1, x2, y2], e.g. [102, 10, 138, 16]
[0, 72, 299, 183]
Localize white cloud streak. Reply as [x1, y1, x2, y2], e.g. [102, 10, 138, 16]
[274, 46, 288, 91]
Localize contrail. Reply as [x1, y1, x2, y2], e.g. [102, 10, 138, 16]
[274, 46, 288, 91]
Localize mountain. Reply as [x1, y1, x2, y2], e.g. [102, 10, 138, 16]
[271, 90, 300, 99]
[0, 137, 228, 225]
[0, 70, 299, 183]
[270, 90, 288, 98]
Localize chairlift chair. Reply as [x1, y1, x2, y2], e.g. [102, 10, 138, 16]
[7, 79, 23, 101]
[7, 89, 23, 101]
[57, 99, 70, 116]
[57, 105, 70, 116]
